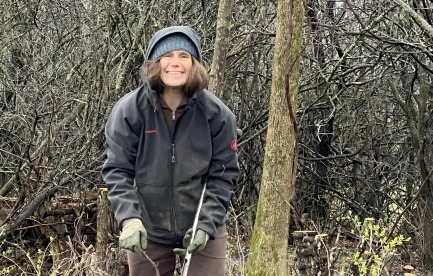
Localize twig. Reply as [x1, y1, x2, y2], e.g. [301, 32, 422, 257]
[143, 252, 160, 276]
[386, 168, 433, 243]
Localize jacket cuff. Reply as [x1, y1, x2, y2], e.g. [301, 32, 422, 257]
[197, 222, 217, 240]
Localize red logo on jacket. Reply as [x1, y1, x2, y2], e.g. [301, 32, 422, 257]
[145, 129, 157, 134]
[231, 140, 237, 151]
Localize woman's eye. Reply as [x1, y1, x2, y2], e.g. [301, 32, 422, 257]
[181, 53, 192, 59]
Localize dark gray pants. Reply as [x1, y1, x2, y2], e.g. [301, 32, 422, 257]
[127, 225, 228, 276]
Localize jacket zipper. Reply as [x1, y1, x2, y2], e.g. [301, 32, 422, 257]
[162, 100, 193, 242]
[171, 143, 175, 163]
[170, 106, 189, 241]
[154, 95, 179, 242]
[171, 140, 177, 241]
[155, 95, 179, 239]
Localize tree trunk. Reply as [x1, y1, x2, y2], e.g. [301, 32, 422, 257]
[391, 65, 433, 268]
[244, 0, 304, 274]
[208, 0, 233, 99]
[417, 68, 433, 268]
[96, 188, 114, 270]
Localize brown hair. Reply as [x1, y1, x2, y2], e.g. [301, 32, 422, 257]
[144, 57, 209, 97]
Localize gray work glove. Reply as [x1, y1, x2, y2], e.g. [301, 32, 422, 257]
[173, 228, 209, 256]
[119, 218, 147, 255]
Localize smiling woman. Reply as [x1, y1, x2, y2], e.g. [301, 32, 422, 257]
[160, 50, 192, 88]
[145, 50, 208, 98]
[102, 26, 240, 276]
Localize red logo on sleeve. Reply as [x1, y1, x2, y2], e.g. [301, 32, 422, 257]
[231, 140, 237, 151]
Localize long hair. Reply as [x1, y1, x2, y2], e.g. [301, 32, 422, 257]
[144, 57, 209, 97]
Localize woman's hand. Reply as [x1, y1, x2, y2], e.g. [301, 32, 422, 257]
[119, 218, 147, 255]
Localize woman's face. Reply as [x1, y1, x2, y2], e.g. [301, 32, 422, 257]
[159, 50, 193, 88]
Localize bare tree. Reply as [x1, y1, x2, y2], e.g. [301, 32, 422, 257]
[244, 0, 304, 274]
[208, 0, 234, 99]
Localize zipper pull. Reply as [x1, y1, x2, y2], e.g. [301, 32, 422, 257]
[172, 143, 175, 163]
[172, 110, 175, 121]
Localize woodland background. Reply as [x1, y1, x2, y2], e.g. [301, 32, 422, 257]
[0, 0, 432, 275]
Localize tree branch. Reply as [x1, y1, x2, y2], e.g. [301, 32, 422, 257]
[393, 0, 433, 38]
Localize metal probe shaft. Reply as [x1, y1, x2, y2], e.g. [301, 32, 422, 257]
[181, 182, 207, 276]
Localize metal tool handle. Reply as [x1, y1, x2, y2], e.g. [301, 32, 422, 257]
[181, 182, 207, 276]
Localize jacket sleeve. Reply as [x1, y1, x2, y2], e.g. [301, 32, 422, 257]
[102, 97, 143, 228]
[197, 109, 240, 238]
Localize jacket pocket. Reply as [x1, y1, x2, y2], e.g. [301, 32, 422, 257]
[137, 182, 173, 233]
[175, 179, 203, 233]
